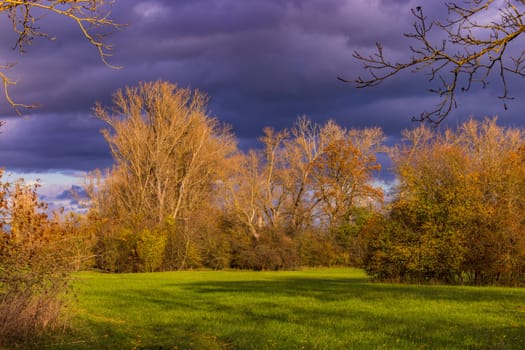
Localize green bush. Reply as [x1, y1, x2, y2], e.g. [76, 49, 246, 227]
[93, 226, 139, 272]
[136, 228, 167, 272]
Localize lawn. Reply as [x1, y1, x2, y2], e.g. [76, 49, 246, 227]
[45, 268, 525, 349]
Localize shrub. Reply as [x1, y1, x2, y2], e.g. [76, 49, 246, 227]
[93, 225, 139, 272]
[0, 173, 72, 346]
[363, 120, 525, 285]
[136, 228, 167, 272]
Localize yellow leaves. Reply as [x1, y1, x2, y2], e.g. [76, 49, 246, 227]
[382, 118, 525, 284]
[311, 124, 384, 226]
[136, 228, 167, 272]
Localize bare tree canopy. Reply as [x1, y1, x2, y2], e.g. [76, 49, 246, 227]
[0, 0, 120, 111]
[341, 1, 525, 123]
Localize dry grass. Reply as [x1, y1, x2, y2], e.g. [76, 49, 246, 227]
[0, 268, 70, 347]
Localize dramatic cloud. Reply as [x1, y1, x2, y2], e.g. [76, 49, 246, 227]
[0, 0, 523, 178]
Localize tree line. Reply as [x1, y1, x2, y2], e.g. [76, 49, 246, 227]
[87, 81, 384, 272]
[2, 81, 524, 288]
[3, 80, 525, 344]
[80, 81, 525, 285]
[3, 0, 525, 346]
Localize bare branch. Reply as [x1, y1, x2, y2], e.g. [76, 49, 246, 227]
[342, 1, 525, 123]
[1, 63, 38, 114]
[0, 0, 122, 112]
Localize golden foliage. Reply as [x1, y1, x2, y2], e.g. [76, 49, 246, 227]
[0, 170, 76, 344]
[365, 118, 525, 285]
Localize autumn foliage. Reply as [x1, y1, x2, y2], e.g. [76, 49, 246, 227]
[3, 80, 522, 296]
[85, 82, 525, 286]
[0, 83, 523, 350]
[88, 81, 384, 272]
[0, 171, 80, 344]
[363, 119, 525, 285]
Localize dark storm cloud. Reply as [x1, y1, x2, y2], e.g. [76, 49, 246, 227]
[0, 0, 523, 172]
[0, 113, 112, 171]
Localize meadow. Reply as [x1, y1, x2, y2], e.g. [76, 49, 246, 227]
[44, 268, 525, 349]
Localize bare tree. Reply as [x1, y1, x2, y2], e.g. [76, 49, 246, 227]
[94, 81, 236, 226]
[282, 117, 324, 233]
[312, 124, 384, 228]
[341, 1, 525, 123]
[0, 0, 121, 111]
[223, 117, 385, 236]
[222, 128, 289, 240]
[222, 150, 265, 240]
[93, 81, 236, 270]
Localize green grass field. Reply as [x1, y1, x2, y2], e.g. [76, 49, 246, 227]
[45, 268, 525, 349]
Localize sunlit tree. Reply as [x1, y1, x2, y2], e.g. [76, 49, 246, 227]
[92, 81, 236, 271]
[364, 118, 525, 285]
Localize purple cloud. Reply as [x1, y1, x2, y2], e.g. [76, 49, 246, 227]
[0, 0, 523, 173]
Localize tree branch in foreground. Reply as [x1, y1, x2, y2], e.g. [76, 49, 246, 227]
[0, 0, 123, 113]
[340, 1, 525, 123]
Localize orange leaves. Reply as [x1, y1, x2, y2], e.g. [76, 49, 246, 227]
[312, 133, 383, 227]
[367, 118, 525, 285]
[0, 171, 75, 344]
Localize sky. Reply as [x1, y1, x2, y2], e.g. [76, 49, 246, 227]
[0, 0, 524, 209]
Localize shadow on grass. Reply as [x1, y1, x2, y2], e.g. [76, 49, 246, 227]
[180, 276, 525, 304]
[57, 273, 525, 349]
